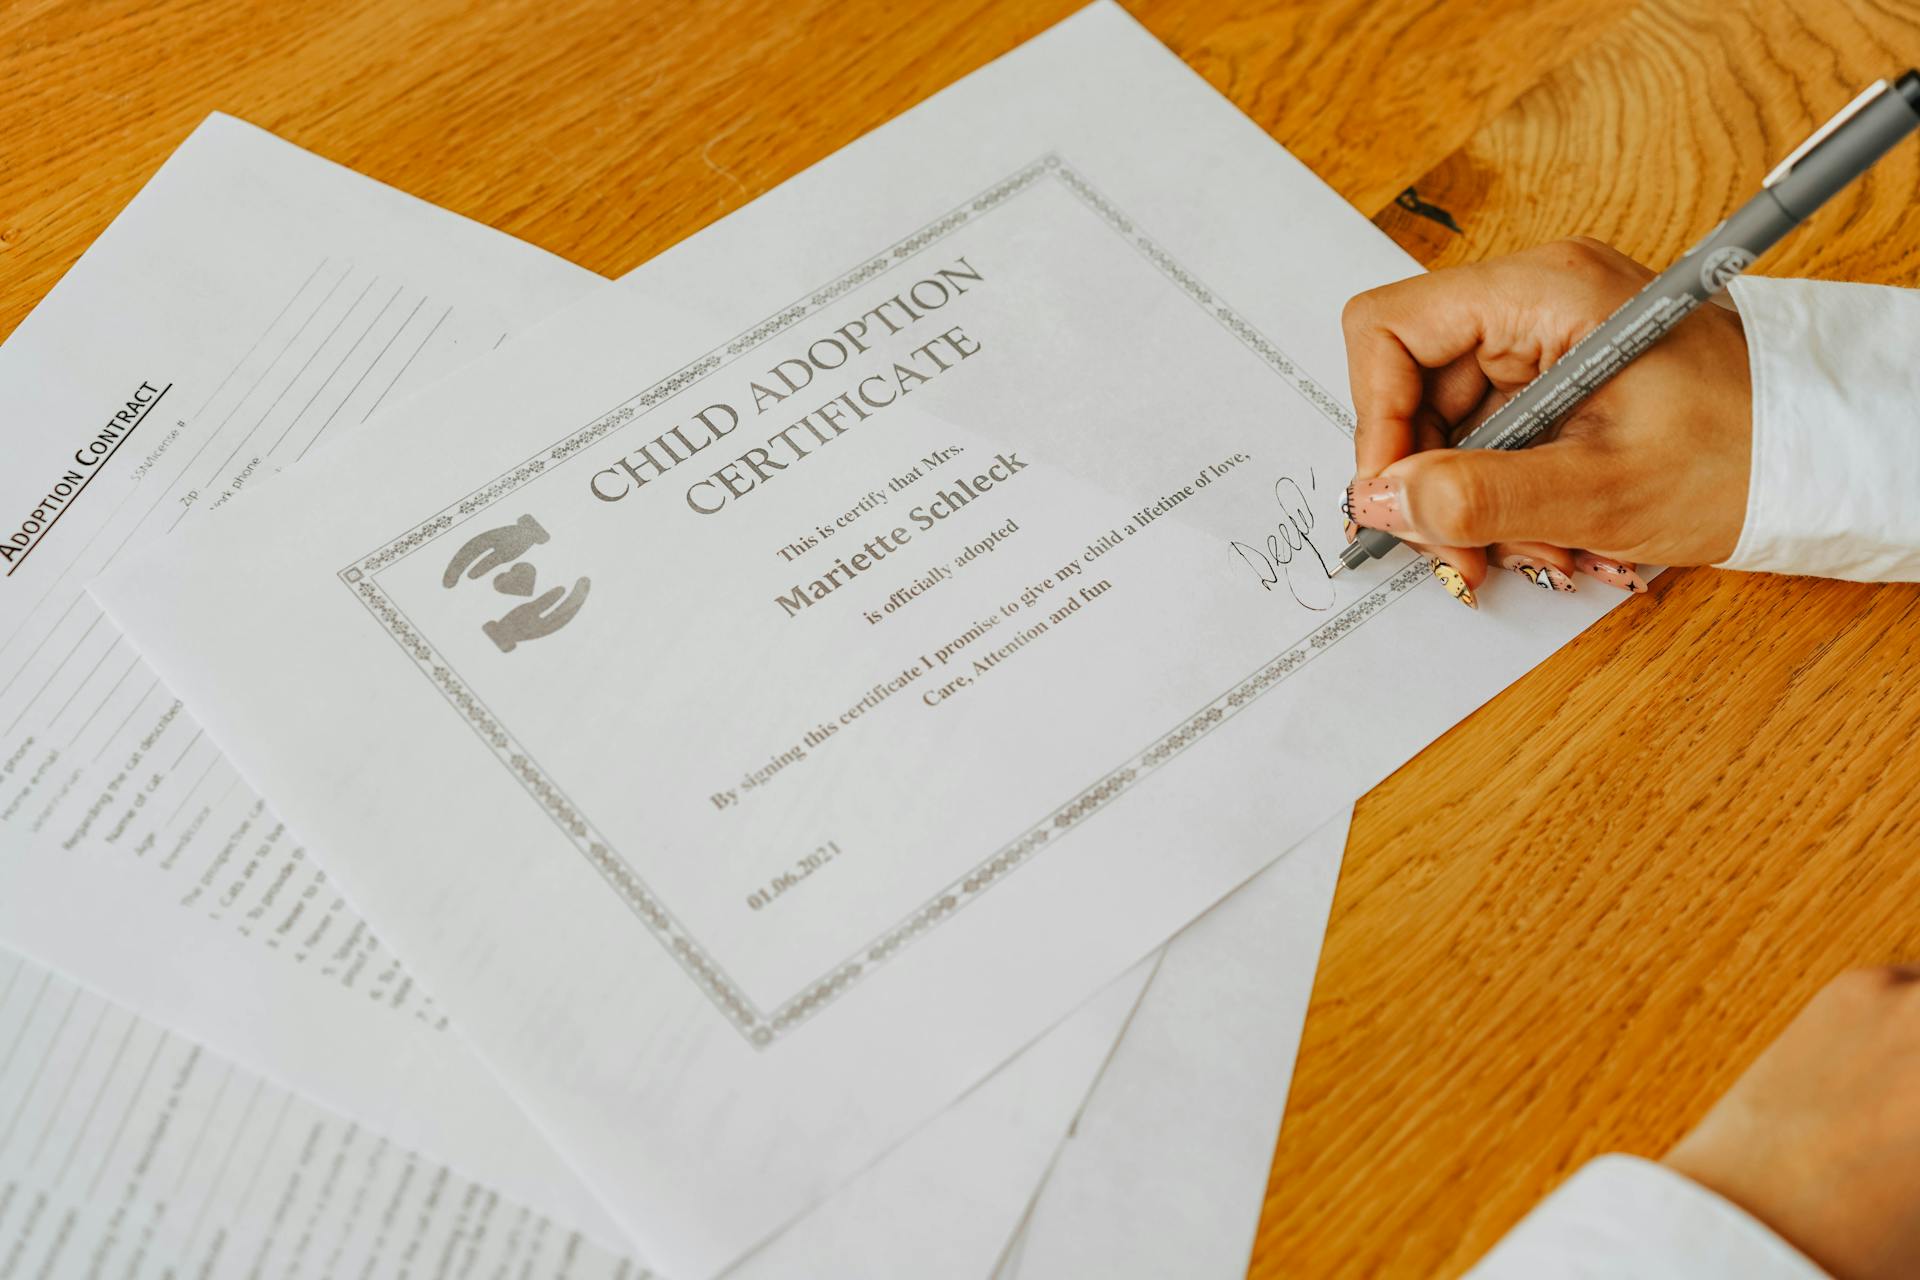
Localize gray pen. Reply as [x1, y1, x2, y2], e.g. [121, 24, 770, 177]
[1332, 69, 1920, 576]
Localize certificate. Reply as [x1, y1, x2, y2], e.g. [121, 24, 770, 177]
[341, 153, 1355, 1038]
[95, 6, 1627, 1274]
[0, 105, 1343, 1280]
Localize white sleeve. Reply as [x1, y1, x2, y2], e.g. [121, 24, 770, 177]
[1465, 1155, 1828, 1279]
[1719, 275, 1920, 581]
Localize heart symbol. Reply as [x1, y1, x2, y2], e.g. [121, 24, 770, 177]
[493, 562, 538, 597]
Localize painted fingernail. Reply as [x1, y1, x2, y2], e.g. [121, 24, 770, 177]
[1498, 555, 1576, 593]
[1573, 552, 1648, 594]
[1346, 477, 1412, 535]
[1430, 557, 1477, 609]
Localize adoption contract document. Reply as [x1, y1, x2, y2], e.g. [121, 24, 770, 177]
[98, 6, 1628, 1273]
[0, 112, 624, 1242]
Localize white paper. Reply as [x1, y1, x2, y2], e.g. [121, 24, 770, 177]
[0, 103, 1347, 1280]
[0, 111, 625, 1244]
[997, 809, 1349, 1280]
[0, 107, 1166, 1278]
[742, 810, 1349, 1280]
[0, 945, 642, 1278]
[95, 8, 1606, 1273]
[739, 960, 1146, 1279]
[0, 822, 1338, 1280]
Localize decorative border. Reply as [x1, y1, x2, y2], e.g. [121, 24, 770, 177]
[340, 156, 1416, 1046]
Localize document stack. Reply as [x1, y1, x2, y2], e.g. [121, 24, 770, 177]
[0, 5, 1628, 1275]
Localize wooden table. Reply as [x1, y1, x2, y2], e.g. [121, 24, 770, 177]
[8, 1, 1919, 1274]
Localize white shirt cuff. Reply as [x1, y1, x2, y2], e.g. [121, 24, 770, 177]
[1720, 275, 1920, 581]
[1465, 1155, 1828, 1279]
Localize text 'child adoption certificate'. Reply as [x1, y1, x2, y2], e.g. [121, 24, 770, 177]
[98, 6, 1627, 1274]
[0, 104, 1331, 1280]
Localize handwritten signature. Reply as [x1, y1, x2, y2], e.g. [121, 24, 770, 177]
[1229, 471, 1336, 611]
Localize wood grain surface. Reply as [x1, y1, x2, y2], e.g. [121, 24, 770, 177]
[6, 1, 1917, 1276]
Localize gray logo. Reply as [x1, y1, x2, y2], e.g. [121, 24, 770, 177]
[442, 513, 590, 653]
[1699, 246, 1755, 293]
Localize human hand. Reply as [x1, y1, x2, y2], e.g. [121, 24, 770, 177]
[1663, 966, 1920, 1280]
[1339, 238, 1753, 606]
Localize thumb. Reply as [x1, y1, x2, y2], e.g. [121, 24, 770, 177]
[1347, 441, 1614, 549]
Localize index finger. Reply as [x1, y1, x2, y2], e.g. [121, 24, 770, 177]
[1341, 268, 1498, 478]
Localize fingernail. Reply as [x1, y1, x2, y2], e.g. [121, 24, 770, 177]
[1574, 552, 1647, 594]
[1498, 555, 1576, 593]
[1429, 557, 1477, 609]
[1346, 477, 1413, 536]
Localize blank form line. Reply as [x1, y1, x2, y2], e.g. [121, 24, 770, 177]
[0, 985, 81, 1154]
[92, 678, 159, 762]
[297, 289, 417, 461]
[259, 271, 380, 456]
[50, 1007, 137, 1188]
[84, 256, 333, 567]
[195, 265, 358, 494]
[27, 999, 109, 1167]
[222, 1092, 294, 1239]
[0, 248, 324, 657]
[210, 772, 243, 810]
[45, 636, 123, 731]
[195, 258, 332, 421]
[0, 971, 52, 1075]
[0, 608, 105, 737]
[89, 1027, 169, 1199]
[0, 589, 90, 698]
[165, 1062, 236, 1201]
[1, 609, 108, 730]
[362, 303, 451, 421]
[169, 726, 206, 772]
[163, 754, 221, 827]
[67, 650, 143, 749]
[158, 262, 355, 544]
[179, 1076, 265, 1261]
[270, 276, 393, 457]
[0, 584, 78, 669]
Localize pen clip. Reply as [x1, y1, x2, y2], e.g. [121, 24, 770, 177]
[1765, 80, 1889, 186]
